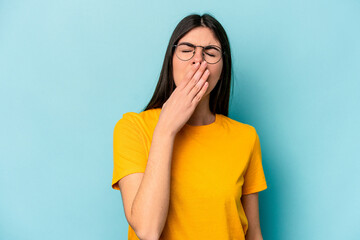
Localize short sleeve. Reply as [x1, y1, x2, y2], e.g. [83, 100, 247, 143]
[242, 128, 268, 195]
[111, 113, 148, 190]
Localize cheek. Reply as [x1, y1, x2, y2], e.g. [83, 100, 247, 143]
[208, 64, 223, 83]
[172, 60, 181, 86]
[205, 63, 223, 93]
[173, 60, 191, 86]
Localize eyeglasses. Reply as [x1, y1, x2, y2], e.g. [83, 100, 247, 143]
[173, 42, 224, 64]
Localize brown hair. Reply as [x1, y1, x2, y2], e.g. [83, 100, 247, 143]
[142, 13, 233, 116]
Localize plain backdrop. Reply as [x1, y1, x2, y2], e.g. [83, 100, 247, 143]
[1, 0, 359, 239]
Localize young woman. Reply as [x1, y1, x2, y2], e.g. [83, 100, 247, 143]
[112, 13, 268, 240]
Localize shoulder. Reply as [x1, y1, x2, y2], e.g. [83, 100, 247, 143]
[220, 114, 258, 138]
[114, 108, 162, 132]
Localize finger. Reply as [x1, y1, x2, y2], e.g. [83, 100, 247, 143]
[178, 62, 200, 89]
[192, 80, 209, 104]
[184, 61, 208, 92]
[188, 69, 210, 99]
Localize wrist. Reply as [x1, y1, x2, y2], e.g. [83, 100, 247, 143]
[154, 125, 176, 140]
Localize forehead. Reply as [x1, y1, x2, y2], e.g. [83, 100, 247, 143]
[178, 27, 220, 46]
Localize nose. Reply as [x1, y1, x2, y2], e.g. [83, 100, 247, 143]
[192, 46, 204, 65]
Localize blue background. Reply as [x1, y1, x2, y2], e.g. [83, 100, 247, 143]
[1, 0, 359, 239]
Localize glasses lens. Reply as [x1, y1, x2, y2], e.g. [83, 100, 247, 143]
[175, 44, 194, 61]
[204, 46, 222, 64]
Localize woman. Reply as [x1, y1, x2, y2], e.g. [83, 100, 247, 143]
[112, 13, 268, 240]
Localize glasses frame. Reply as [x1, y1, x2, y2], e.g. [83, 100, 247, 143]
[173, 42, 225, 64]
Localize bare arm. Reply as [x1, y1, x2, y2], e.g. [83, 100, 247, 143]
[241, 192, 264, 240]
[118, 127, 175, 240]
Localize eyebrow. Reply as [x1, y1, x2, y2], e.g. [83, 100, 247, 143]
[178, 41, 221, 50]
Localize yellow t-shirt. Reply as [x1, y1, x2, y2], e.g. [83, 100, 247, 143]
[112, 107, 268, 240]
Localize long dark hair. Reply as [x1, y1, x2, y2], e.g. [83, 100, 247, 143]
[142, 13, 233, 116]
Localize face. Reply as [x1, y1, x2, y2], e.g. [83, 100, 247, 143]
[172, 27, 223, 96]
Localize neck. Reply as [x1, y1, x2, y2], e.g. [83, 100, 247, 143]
[186, 95, 215, 126]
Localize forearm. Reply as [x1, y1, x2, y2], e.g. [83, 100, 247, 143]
[131, 126, 175, 239]
[242, 192, 263, 240]
[245, 227, 263, 240]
